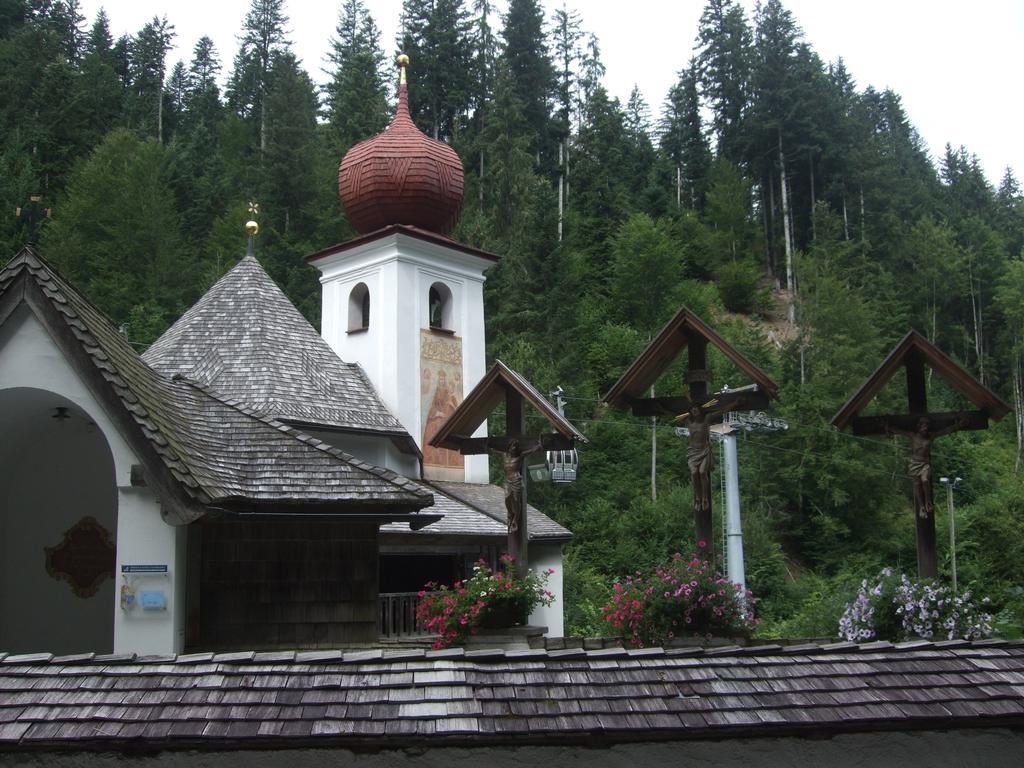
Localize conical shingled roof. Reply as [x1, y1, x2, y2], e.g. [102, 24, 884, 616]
[338, 59, 464, 235]
[143, 253, 410, 440]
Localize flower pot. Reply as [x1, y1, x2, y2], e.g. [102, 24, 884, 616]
[478, 602, 527, 629]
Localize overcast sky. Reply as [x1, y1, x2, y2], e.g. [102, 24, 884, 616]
[80, 0, 1022, 185]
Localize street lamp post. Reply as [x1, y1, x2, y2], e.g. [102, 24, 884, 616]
[939, 476, 962, 592]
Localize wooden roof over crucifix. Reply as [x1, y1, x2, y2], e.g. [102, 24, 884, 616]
[831, 329, 1010, 433]
[601, 305, 779, 415]
[428, 360, 588, 453]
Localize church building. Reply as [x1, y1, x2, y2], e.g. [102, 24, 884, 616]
[0, 58, 569, 657]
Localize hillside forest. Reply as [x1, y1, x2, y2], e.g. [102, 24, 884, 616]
[3, 0, 1024, 637]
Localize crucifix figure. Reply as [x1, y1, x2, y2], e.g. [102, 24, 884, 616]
[498, 437, 543, 537]
[885, 416, 968, 519]
[674, 389, 758, 553]
[679, 402, 716, 517]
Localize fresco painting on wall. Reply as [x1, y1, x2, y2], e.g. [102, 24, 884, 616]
[421, 330, 464, 479]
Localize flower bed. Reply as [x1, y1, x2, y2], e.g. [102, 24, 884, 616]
[415, 554, 554, 649]
[838, 567, 994, 642]
[601, 551, 758, 647]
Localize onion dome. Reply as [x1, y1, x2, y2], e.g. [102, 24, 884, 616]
[338, 55, 464, 235]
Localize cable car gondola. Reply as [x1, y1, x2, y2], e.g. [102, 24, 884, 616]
[545, 447, 579, 483]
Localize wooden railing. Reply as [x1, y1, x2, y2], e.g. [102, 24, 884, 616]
[378, 592, 430, 638]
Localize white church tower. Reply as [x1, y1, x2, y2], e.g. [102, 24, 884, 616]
[310, 56, 491, 483]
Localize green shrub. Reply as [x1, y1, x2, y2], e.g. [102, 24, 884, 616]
[715, 260, 763, 314]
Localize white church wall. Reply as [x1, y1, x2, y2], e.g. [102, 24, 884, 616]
[527, 542, 565, 638]
[0, 307, 182, 655]
[113, 487, 184, 655]
[315, 232, 491, 483]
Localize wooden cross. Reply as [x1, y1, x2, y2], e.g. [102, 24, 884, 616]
[602, 307, 779, 564]
[429, 361, 586, 574]
[15, 195, 51, 246]
[833, 331, 1009, 579]
[848, 350, 976, 577]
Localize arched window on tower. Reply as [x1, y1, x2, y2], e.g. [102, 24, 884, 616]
[348, 283, 370, 332]
[428, 282, 453, 331]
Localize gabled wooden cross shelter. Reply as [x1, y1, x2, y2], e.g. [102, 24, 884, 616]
[602, 306, 779, 559]
[832, 329, 1010, 578]
[429, 360, 587, 571]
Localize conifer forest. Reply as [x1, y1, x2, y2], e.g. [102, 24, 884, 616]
[3, 0, 1024, 638]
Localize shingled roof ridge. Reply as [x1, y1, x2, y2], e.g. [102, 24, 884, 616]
[181, 377, 432, 501]
[9, 637, 1022, 668]
[1, 249, 212, 509]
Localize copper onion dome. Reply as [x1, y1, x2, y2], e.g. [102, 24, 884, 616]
[338, 55, 464, 236]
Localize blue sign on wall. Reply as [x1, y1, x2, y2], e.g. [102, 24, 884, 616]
[121, 564, 168, 574]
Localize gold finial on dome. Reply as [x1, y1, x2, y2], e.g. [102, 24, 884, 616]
[246, 201, 260, 236]
[397, 54, 409, 85]
[245, 201, 259, 256]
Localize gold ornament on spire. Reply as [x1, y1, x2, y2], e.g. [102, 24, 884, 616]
[246, 201, 259, 236]
[397, 54, 409, 85]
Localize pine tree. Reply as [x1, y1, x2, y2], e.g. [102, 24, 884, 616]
[470, 0, 497, 118]
[324, 0, 389, 151]
[749, 0, 803, 320]
[660, 61, 711, 210]
[551, 3, 582, 239]
[227, 0, 290, 156]
[0, 0, 89, 189]
[74, 10, 122, 147]
[695, 0, 751, 164]
[500, 0, 554, 164]
[462, 0, 498, 210]
[128, 16, 175, 143]
[163, 60, 187, 141]
[623, 86, 657, 205]
[262, 51, 318, 238]
[398, 0, 473, 140]
[184, 36, 222, 130]
[941, 143, 996, 225]
[480, 66, 533, 239]
[995, 167, 1024, 257]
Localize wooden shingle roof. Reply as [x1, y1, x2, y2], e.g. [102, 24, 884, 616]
[144, 253, 411, 442]
[832, 329, 1011, 430]
[603, 305, 778, 409]
[381, 481, 571, 541]
[1, 639, 1022, 749]
[0, 249, 435, 520]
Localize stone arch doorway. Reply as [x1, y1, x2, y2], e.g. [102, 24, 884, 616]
[0, 387, 117, 654]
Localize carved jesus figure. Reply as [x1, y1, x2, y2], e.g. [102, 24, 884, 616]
[500, 438, 542, 536]
[885, 416, 968, 518]
[685, 403, 714, 515]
